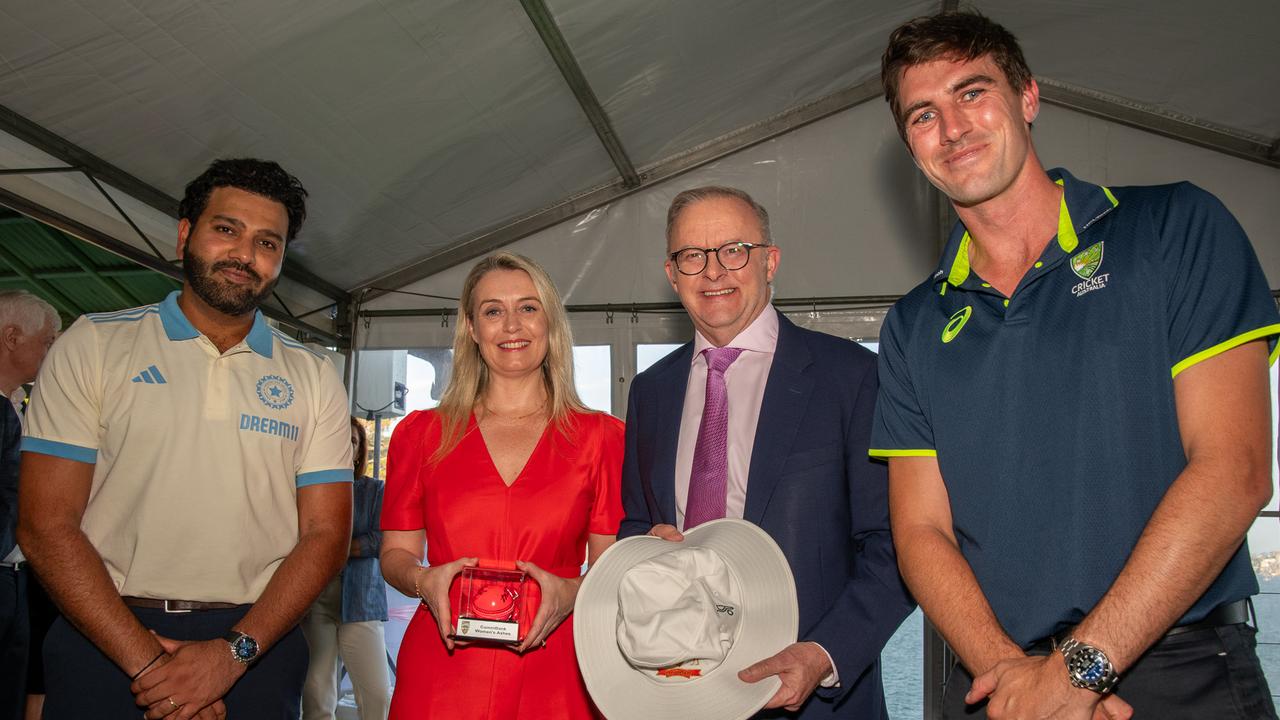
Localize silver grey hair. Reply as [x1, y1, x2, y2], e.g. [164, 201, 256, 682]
[0, 290, 60, 335]
[665, 186, 773, 247]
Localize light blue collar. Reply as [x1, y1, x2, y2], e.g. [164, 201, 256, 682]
[159, 290, 274, 358]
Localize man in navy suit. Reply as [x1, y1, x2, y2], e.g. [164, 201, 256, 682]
[618, 186, 914, 718]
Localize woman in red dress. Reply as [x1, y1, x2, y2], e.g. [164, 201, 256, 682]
[380, 252, 623, 719]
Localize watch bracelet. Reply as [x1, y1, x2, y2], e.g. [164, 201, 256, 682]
[1058, 637, 1118, 694]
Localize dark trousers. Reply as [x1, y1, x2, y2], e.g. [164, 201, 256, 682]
[0, 564, 28, 720]
[43, 605, 309, 720]
[942, 624, 1277, 719]
[24, 568, 56, 695]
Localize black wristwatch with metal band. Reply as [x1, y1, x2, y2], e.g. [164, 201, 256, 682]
[1059, 637, 1118, 694]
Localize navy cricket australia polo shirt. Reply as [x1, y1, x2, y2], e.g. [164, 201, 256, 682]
[870, 168, 1280, 647]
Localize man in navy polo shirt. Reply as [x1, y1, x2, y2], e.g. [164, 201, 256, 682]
[873, 12, 1279, 719]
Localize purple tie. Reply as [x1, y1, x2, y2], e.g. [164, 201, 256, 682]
[685, 346, 744, 529]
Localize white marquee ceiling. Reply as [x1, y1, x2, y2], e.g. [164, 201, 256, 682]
[0, 0, 1276, 344]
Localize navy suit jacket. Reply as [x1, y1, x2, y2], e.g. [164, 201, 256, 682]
[620, 313, 914, 719]
[0, 401, 23, 559]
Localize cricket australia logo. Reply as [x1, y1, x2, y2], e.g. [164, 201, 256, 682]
[256, 374, 295, 410]
[1070, 242, 1110, 297]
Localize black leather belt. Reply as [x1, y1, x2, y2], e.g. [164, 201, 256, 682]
[1164, 598, 1252, 637]
[1028, 598, 1252, 653]
[121, 596, 246, 613]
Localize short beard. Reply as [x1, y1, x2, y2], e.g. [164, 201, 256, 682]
[183, 253, 277, 317]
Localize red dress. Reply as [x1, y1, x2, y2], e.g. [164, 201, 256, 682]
[382, 408, 624, 719]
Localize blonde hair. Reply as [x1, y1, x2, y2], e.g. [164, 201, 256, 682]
[432, 252, 588, 462]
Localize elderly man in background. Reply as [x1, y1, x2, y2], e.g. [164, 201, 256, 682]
[0, 289, 59, 720]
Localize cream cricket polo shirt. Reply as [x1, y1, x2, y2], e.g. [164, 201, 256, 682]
[23, 290, 352, 604]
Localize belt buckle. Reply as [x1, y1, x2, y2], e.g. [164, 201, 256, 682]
[163, 600, 192, 614]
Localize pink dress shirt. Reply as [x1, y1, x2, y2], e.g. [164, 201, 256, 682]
[674, 305, 779, 531]
[672, 305, 840, 685]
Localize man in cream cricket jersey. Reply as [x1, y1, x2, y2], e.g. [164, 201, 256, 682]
[17, 159, 353, 720]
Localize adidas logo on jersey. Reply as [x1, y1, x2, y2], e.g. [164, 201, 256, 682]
[131, 365, 167, 384]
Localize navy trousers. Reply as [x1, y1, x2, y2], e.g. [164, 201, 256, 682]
[43, 605, 308, 720]
[942, 624, 1277, 719]
[0, 564, 28, 720]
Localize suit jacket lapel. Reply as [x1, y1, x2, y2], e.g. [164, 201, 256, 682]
[744, 315, 813, 524]
[652, 344, 692, 525]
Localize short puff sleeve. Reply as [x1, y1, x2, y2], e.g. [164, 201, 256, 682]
[586, 412, 625, 536]
[380, 410, 438, 530]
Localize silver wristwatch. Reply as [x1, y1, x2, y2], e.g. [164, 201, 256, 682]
[1058, 637, 1118, 694]
[224, 630, 260, 665]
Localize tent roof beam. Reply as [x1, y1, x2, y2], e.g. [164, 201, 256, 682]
[1037, 77, 1279, 169]
[355, 77, 885, 299]
[0, 187, 342, 346]
[520, 0, 640, 188]
[29, 221, 145, 307]
[0, 103, 351, 301]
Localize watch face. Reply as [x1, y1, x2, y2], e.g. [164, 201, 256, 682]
[232, 635, 259, 661]
[1075, 649, 1106, 682]
[1064, 640, 1116, 686]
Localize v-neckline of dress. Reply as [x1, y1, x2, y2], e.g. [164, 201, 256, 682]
[470, 412, 552, 488]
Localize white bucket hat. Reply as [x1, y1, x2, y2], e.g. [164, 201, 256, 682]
[574, 519, 798, 720]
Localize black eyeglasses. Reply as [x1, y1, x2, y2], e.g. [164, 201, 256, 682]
[668, 242, 770, 276]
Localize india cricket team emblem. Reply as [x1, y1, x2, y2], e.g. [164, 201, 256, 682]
[1070, 242, 1104, 279]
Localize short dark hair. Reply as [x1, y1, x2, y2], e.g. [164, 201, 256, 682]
[666, 186, 772, 248]
[178, 158, 309, 243]
[881, 12, 1033, 139]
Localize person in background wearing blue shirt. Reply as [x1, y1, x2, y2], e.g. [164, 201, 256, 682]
[872, 11, 1279, 720]
[302, 417, 391, 720]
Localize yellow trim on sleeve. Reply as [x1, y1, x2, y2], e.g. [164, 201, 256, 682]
[868, 448, 938, 458]
[1170, 324, 1280, 378]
